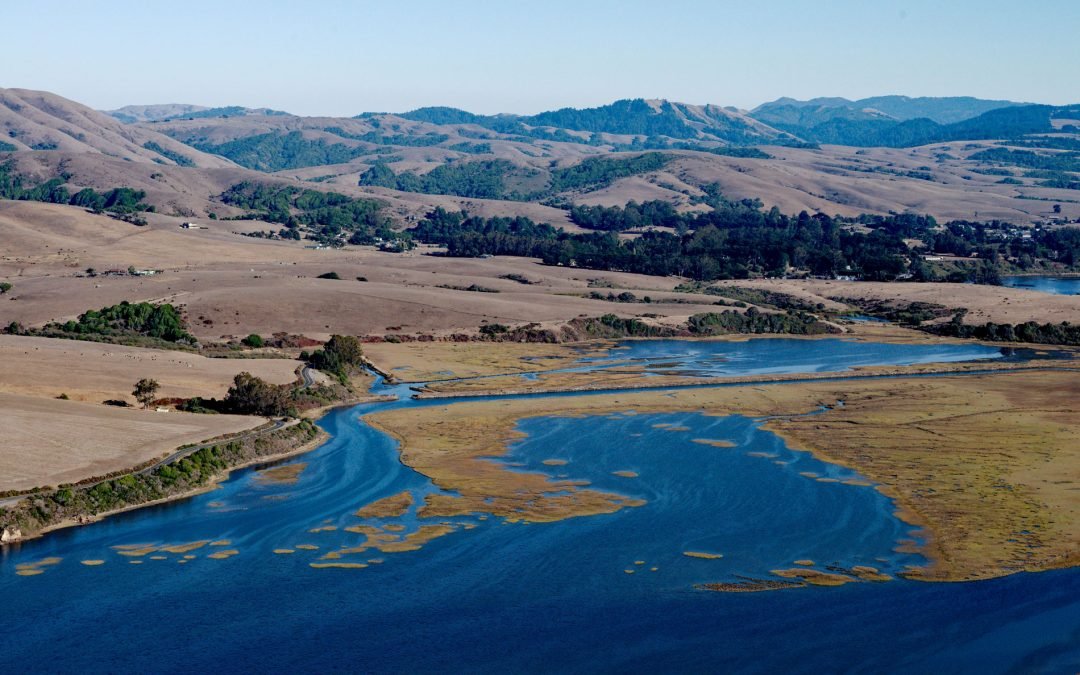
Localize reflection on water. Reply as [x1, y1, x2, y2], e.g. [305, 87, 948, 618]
[0, 338, 1076, 673]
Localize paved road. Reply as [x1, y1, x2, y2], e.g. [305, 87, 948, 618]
[134, 418, 288, 477]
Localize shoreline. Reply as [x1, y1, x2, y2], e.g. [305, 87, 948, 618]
[364, 325, 1078, 386]
[1, 422, 332, 546]
[367, 369, 1080, 582]
[413, 360, 1078, 399]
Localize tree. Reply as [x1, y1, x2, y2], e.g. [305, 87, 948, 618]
[1054, 204, 1063, 214]
[225, 372, 292, 416]
[305, 334, 364, 379]
[132, 378, 160, 409]
[242, 334, 264, 348]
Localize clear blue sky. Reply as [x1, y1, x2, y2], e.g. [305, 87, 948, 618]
[4, 0, 1078, 115]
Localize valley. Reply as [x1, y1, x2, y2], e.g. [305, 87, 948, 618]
[1, 79, 1078, 673]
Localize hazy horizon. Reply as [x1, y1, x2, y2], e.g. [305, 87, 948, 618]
[4, 0, 1079, 116]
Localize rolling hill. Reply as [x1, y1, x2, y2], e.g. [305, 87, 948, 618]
[0, 88, 1077, 228]
[0, 88, 235, 168]
[106, 104, 291, 124]
[750, 96, 1077, 147]
[754, 95, 1028, 124]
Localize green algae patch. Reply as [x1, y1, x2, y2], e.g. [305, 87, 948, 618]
[274, 549, 295, 555]
[207, 549, 239, 560]
[80, 560, 106, 566]
[772, 568, 855, 586]
[161, 541, 210, 554]
[850, 565, 893, 582]
[255, 462, 308, 485]
[309, 525, 338, 533]
[310, 562, 368, 569]
[113, 545, 157, 557]
[295, 544, 319, 550]
[702, 577, 806, 593]
[612, 470, 639, 478]
[380, 525, 457, 553]
[542, 459, 569, 466]
[692, 439, 737, 448]
[684, 551, 723, 560]
[149, 556, 168, 561]
[16, 556, 62, 571]
[209, 540, 232, 547]
[15, 557, 61, 576]
[794, 559, 815, 566]
[355, 491, 413, 519]
[664, 426, 691, 432]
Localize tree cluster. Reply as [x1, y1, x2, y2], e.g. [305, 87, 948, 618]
[303, 334, 364, 381]
[219, 181, 396, 246]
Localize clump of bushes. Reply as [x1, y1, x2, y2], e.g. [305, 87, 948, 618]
[302, 334, 364, 381]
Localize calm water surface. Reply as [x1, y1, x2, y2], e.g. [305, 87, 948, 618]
[1002, 275, 1080, 296]
[1, 339, 1076, 673]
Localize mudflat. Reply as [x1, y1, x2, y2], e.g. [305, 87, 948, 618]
[366, 369, 1080, 581]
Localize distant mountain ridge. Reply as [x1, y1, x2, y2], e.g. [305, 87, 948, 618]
[107, 104, 290, 124]
[395, 97, 1075, 149]
[752, 99, 1076, 147]
[398, 98, 790, 145]
[754, 95, 1029, 124]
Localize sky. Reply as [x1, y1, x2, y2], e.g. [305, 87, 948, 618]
[3, 0, 1078, 116]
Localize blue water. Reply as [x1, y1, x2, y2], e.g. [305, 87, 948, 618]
[572, 337, 1006, 378]
[1002, 275, 1080, 296]
[1, 338, 1077, 673]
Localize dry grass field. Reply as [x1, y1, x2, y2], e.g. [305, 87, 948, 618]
[362, 341, 611, 382]
[4, 201, 1075, 348]
[0, 392, 265, 492]
[0, 335, 299, 404]
[0, 201, 726, 340]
